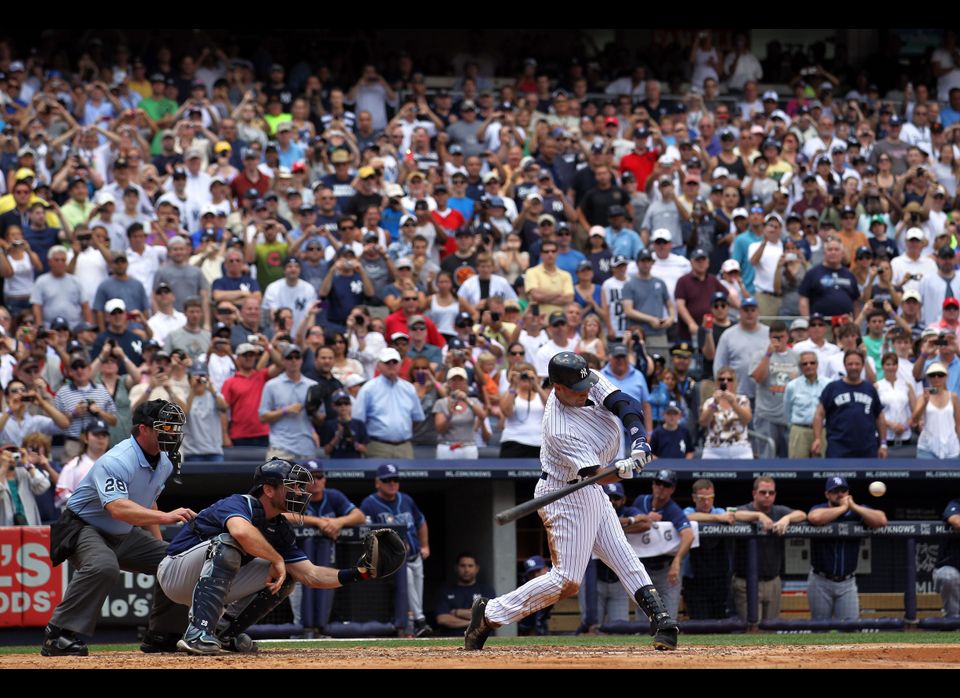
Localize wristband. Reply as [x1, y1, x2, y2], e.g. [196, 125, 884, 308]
[879, 441, 888, 447]
[281, 406, 287, 416]
[765, 351, 773, 358]
[338, 568, 368, 585]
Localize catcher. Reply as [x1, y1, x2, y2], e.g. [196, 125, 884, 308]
[157, 459, 405, 655]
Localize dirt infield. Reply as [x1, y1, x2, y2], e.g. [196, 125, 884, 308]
[5, 643, 960, 669]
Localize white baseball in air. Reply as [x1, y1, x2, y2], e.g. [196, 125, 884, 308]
[869, 481, 886, 497]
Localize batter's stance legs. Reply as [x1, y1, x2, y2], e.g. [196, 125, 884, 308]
[635, 585, 679, 650]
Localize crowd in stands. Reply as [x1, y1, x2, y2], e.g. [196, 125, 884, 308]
[3, 30, 960, 533]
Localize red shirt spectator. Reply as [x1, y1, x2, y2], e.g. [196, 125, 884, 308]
[619, 149, 659, 190]
[220, 356, 272, 441]
[385, 310, 446, 349]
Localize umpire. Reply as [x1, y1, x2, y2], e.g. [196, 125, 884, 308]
[41, 400, 197, 657]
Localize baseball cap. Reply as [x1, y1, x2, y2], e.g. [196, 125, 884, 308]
[938, 244, 956, 258]
[637, 249, 653, 262]
[711, 291, 729, 305]
[826, 476, 849, 492]
[671, 342, 693, 358]
[906, 228, 925, 241]
[589, 225, 606, 238]
[664, 401, 682, 414]
[330, 150, 351, 164]
[790, 318, 809, 331]
[548, 310, 567, 326]
[741, 296, 759, 308]
[331, 390, 352, 404]
[927, 362, 949, 376]
[720, 259, 741, 273]
[447, 367, 468, 381]
[236, 342, 259, 355]
[343, 374, 366, 390]
[762, 90, 779, 102]
[603, 482, 626, 498]
[764, 212, 784, 226]
[653, 469, 678, 486]
[84, 419, 111, 435]
[50, 316, 70, 331]
[390, 331, 409, 343]
[281, 344, 303, 358]
[576, 259, 593, 272]
[897, 288, 920, 304]
[944, 297, 960, 309]
[379, 347, 402, 363]
[608, 204, 626, 217]
[524, 555, 547, 575]
[303, 460, 325, 476]
[732, 207, 748, 220]
[538, 213, 556, 226]
[651, 228, 672, 243]
[104, 298, 126, 314]
[855, 246, 874, 260]
[610, 344, 629, 358]
[690, 248, 708, 260]
[611, 255, 629, 267]
[376, 463, 400, 479]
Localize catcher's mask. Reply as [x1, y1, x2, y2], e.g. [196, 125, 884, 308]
[250, 459, 314, 516]
[133, 399, 186, 457]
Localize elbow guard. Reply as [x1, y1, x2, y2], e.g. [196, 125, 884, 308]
[603, 390, 647, 440]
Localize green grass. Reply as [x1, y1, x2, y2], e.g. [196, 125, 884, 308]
[3, 631, 958, 655]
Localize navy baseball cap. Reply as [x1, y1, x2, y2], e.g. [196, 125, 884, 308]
[664, 401, 683, 414]
[711, 291, 729, 304]
[741, 296, 759, 308]
[303, 460, 325, 476]
[524, 555, 547, 575]
[653, 469, 678, 486]
[84, 418, 110, 435]
[610, 343, 629, 358]
[826, 476, 849, 491]
[603, 482, 626, 498]
[377, 463, 400, 479]
[612, 255, 628, 267]
[690, 248, 709, 260]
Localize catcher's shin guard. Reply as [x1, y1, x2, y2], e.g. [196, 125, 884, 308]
[634, 584, 679, 651]
[218, 574, 296, 641]
[185, 534, 243, 638]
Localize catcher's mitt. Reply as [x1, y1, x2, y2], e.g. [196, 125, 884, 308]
[357, 529, 406, 579]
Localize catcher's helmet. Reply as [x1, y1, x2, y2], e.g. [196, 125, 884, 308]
[250, 459, 314, 515]
[548, 351, 599, 391]
[132, 399, 185, 457]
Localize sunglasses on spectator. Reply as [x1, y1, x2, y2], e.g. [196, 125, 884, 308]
[800, 361, 817, 366]
[284, 353, 302, 360]
[380, 477, 400, 483]
[510, 350, 525, 356]
[383, 359, 400, 365]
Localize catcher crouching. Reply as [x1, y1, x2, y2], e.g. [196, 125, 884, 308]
[155, 458, 405, 655]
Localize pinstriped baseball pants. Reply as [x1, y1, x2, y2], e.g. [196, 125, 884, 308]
[485, 477, 653, 626]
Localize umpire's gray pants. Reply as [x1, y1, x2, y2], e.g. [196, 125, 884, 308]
[407, 554, 425, 622]
[50, 525, 182, 637]
[642, 562, 682, 620]
[158, 535, 274, 608]
[806, 571, 859, 620]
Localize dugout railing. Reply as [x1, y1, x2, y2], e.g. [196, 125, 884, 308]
[577, 521, 960, 635]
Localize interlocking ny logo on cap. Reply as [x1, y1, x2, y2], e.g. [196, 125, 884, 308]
[580, 368, 588, 379]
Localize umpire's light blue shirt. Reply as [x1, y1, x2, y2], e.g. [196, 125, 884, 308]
[259, 372, 318, 457]
[352, 375, 426, 442]
[783, 374, 831, 426]
[67, 437, 173, 536]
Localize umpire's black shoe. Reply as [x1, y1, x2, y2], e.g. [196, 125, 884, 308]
[463, 597, 492, 650]
[41, 626, 88, 657]
[414, 619, 433, 638]
[652, 615, 679, 651]
[140, 631, 181, 653]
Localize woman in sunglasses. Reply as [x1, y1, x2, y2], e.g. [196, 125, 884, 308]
[912, 362, 960, 459]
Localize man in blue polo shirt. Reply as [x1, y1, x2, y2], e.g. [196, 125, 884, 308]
[259, 343, 318, 462]
[798, 237, 860, 318]
[601, 344, 653, 444]
[361, 463, 431, 637]
[806, 476, 888, 620]
[631, 469, 693, 620]
[352, 348, 425, 459]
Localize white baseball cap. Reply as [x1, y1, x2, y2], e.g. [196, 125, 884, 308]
[732, 207, 749, 219]
[905, 227, 926, 241]
[651, 228, 672, 243]
[379, 347, 402, 363]
[721, 259, 741, 273]
[447, 367, 468, 381]
[104, 298, 127, 313]
[589, 225, 606, 237]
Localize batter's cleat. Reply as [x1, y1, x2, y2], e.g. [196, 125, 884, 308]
[139, 631, 181, 653]
[652, 616, 679, 651]
[463, 596, 492, 650]
[40, 626, 88, 657]
[220, 632, 258, 653]
[414, 619, 433, 638]
[177, 632, 223, 656]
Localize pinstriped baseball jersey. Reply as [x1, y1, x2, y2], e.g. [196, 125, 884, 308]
[540, 371, 620, 481]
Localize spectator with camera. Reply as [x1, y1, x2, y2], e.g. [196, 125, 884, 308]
[54, 352, 118, 458]
[914, 330, 960, 393]
[891, 227, 937, 292]
[750, 320, 800, 457]
[700, 367, 753, 459]
[90, 339, 141, 444]
[813, 349, 887, 459]
[183, 365, 228, 461]
[319, 247, 375, 335]
[919, 245, 959, 327]
[163, 296, 211, 365]
[911, 362, 960, 459]
[53, 419, 111, 510]
[91, 299, 146, 370]
[498, 360, 546, 458]
[146, 281, 186, 345]
[319, 389, 369, 458]
[0, 443, 51, 526]
[129, 350, 188, 411]
[220, 341, 279, 448]
[0, 224, 43, 318]
[432, 367, 487, 459]
[0, 378, 69, 446]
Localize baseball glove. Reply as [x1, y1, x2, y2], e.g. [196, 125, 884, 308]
[357, 529, 406, 579]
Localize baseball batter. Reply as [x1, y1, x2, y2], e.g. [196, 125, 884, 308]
[41, 400, 195, 657]
[156, 459, 404, 654]
[465, 352, 679, 651]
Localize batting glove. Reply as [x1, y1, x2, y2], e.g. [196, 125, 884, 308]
[630, 438, 653, 469]
[615, 457, 640, 479]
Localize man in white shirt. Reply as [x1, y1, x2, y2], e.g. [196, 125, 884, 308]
[262, 257, 318, 331]
[724, 35, 763, 92]
[456, 253, 517, 315]
[534, 311, 577, 378]
[147, 281, 187, 344]
[801, 115, 844, 162]
[649, 228, 692, 301]
[891, 227, 938, 292]
[792, 312, 841, 379]
[748, 214, 785, 319]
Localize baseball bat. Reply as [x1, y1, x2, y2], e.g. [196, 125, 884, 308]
[495, 464, 619, 525]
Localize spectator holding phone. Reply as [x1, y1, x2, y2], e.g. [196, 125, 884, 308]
[0, 379, 69, 446]
[319, 390, 369, 458]
[54, 420, 110, 510]
[499, 361, 547, 458]
[433, 367, 487, 459]
[183, 366, 228, 461]
[912, 362, 960, 459]
[0, 443, 51, 526]
[699, 367, 753, 459]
